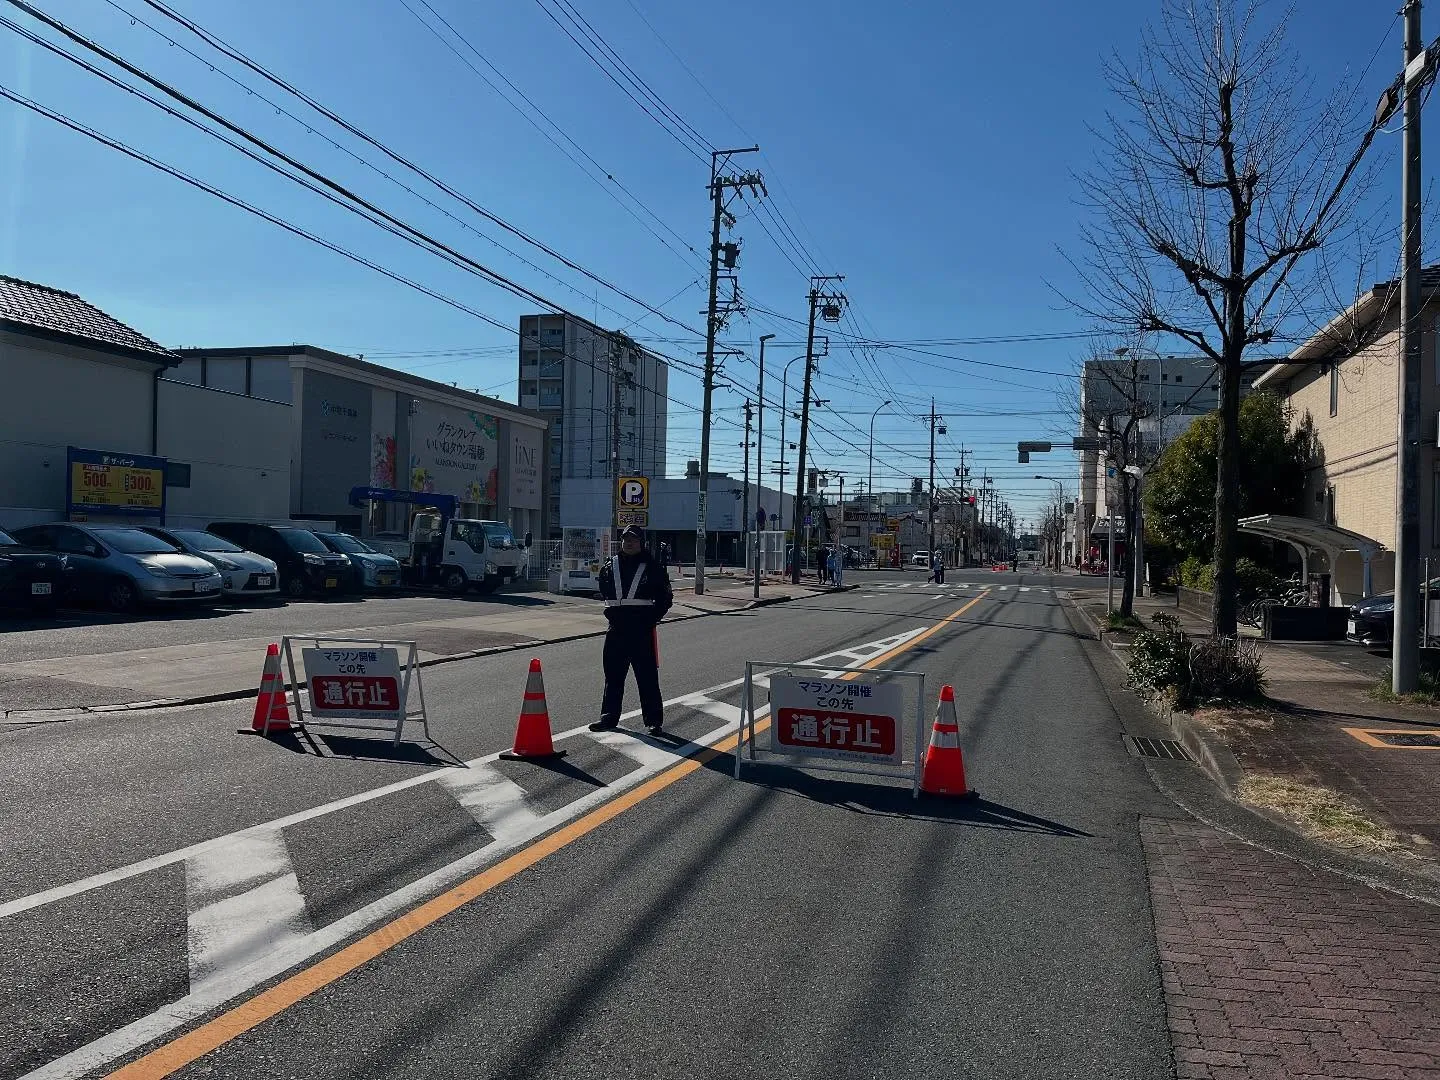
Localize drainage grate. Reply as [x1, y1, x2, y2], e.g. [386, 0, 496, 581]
[1372, 731, 1440, 748]
[1124, 735, 1193, 761]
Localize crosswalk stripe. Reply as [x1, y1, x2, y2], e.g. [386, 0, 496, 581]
[437, 765, 544, 845]
[186, 831, 309, 995]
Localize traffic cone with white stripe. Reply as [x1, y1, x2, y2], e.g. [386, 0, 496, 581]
[248, 642, 293, 735]
[501, 658, 565, 760]
[920, 684, 975, 798]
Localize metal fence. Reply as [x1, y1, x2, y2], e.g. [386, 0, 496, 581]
[532, 539, 561, 582]
[745, 531, 788, 574]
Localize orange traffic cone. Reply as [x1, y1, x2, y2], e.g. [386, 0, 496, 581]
[248, 643, 294, 735]
[920, 685, 975, 797]
[500, 658, 566, 760]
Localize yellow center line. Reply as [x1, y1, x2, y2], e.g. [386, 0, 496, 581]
[106, 590, 989, 1079]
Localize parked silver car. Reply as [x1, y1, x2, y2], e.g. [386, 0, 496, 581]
[140, 526, 281, 600]
[11, 523, 224, 612]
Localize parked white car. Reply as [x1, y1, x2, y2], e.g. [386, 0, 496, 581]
[911, 551, 931, 567]
[141, 527, 280, 599]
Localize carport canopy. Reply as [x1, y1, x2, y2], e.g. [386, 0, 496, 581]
[1237, 514, 1384, 597]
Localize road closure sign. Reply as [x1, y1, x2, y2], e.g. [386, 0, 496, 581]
[769, 675, 904, 765]
[302, 646, 403, 723]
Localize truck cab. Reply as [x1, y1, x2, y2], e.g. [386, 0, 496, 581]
[422, 515, 525, 594]
[347, 487, 529, 595]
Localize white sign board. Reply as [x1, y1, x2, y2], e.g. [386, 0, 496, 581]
[301, 646, 404, 723]
[768, 675, 904, 765]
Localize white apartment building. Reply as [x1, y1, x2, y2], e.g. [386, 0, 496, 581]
[518, 313, 667, 536]
[1073, 354, 1240, 562]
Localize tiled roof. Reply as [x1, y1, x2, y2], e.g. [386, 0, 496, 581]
[0, 275, 176, 361]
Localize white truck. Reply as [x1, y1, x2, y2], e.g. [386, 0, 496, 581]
[350, 488, 529, 594]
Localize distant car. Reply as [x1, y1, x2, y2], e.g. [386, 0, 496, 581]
[11, 523, 223, 612]
[206, 522, 353, 599]
[0, 527, 65, 614]
[911, 551, 930, 567]
[315, 532, 402, 591]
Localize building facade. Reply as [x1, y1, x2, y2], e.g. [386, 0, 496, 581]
[1251, 271, 1440, 598]
[177, 346, 549, 540]
[517, 313, 667, 535]
[1073, 354, 1244, 565]
[0, 276, 290, 530]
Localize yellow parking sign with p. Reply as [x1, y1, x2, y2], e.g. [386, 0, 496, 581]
[618, 475, 649, 510]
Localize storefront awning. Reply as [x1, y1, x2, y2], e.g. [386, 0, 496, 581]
[1237, 514, 1384, 596]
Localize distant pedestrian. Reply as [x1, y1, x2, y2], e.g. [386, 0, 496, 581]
[829, 548, 844, 588]
[818, 547, 830, 585]
[590, 525, 673, 735]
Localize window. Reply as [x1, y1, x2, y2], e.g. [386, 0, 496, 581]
[1329, 362, 1339, 417]
[1174, 374, 1183, 384]
[1326, 485, 1337, 526]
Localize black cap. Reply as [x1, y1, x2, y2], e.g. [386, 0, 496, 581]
[620, 524, 644, 540]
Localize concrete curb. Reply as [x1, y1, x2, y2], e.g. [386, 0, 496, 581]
[0, 591, 802, 723]
[1065, 595, 1246, 795]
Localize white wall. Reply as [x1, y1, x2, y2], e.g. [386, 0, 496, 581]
[156, 380, 291, 526]
[0, 332, 155, 517]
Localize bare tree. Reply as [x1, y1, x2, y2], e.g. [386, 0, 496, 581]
[1066, 0, 1390, 636]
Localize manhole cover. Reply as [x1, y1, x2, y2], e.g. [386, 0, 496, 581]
[1123, 735, 1192, 761]
[1372, 731, 1440, 748]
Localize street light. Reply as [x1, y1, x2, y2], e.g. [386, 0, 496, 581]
[868, 400, 891, 513]
[754, 334, 774, 600]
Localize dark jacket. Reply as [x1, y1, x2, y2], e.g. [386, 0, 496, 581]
[599, 551, 673, 631]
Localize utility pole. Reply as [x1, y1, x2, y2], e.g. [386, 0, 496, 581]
[697, 146, 762, 596]
[742, 399, 752, 577]
[608, 334, 623, 530]
[791, 276, 846, 583]
[1395, 1, 1425, 692]
[923, 399, 943, 569]
[755, 334, 773, 599]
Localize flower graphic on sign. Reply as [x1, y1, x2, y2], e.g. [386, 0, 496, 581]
[410, 459, 434, 493]
[371, 435, 396, 487]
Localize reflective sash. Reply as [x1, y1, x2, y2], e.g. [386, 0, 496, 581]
[605, 556, 653, 607]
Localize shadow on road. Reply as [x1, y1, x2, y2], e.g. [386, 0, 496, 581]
[256, 727, 467, 769]
[729, 767, 1091, 836]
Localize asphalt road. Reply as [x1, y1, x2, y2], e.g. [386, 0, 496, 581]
[0, 568, 1192, 1079]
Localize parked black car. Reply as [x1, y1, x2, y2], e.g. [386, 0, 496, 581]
[0, 528, 65, 614]
[206, 522, 353, 598]
[1347, 577, 1440, 644]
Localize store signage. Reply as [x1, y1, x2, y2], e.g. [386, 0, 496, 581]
[66, 446, 166, 518]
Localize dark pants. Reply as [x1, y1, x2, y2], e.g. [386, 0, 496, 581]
[600, 626, 662, 727]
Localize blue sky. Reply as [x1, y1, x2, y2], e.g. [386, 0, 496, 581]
[0, 0, 1416, 528]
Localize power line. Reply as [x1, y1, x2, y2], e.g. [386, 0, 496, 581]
[105, 0, 709, 337]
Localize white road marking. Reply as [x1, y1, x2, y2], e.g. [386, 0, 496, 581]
[185, 831, 309, 996]
[437, 766, 544, 845]
[0, 628, 927, 922]
[20, 714, 739, 1080]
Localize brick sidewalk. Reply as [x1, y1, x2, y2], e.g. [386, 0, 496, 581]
[1145, 818, 1440, 1079]
[1073, 589, 1440, 852]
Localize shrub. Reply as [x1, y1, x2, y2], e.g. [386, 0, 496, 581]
[1128, 612, 1267, 705]
[1187, 636, 1266, 702]
[1128, 612, 1192, 700]
[1178, 556, 1213, 592]
[1234, 557, 1279, 602]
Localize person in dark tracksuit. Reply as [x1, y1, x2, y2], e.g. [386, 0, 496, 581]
[589, 525, 674, 735]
